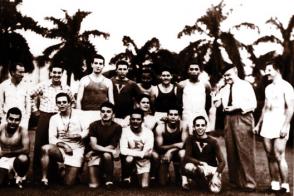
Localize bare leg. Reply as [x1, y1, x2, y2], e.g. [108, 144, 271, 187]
[139, 172, 150, 188]
[88, 166, 100, 188]
[274, 138, 288, 183]
[64, 166, 80, 186]
[263, 138, 280, 182]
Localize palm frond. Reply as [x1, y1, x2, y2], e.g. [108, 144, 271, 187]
[253, 35, 282, 45]
[233, 22, 260, 33]
[42, 43, 64, 57]
[81, 30, 110, 40]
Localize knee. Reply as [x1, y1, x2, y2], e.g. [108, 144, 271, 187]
[125, 156, 134, 164]
[178, 149, 185, 159]
[41, 144, 52, 155]
[151, 151, 159, 160]
[273, 151, 284, 162]
[102, 152, 112, 161]
[184, 163, 196, 172]
[16, 154, 29, 163]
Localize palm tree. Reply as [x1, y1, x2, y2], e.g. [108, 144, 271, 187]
[253, 15, 294, 85]
[177, 1, 246, 85]
[0, 0, 45, 82]
[39, 9, 109, 85]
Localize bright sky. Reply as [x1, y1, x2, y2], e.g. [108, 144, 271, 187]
[18, 0, 293, 64]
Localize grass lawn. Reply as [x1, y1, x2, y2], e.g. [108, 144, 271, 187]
[0, 130, 292, 196]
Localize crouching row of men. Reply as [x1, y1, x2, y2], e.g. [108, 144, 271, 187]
[0, 92, 225, 193]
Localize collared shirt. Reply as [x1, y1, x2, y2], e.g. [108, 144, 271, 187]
[215, 78, 257, 113]
[30, 80, 75, 113]
[0, 79, 31, 118]
[49, 109, 88, 150]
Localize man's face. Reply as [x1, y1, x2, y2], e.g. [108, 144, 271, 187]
[160, 71, 172, 85]
[100, 106, 113, 122]
[130, 113, 143, 131]
[56, 96, 70, 112]
[7, 113, 21, 130]
[193, 119, 207, 137]
[116, 64, 128, 79]
[11, 65, 25, 83]
[139, 97, 150, 112]
[264, 64, 278, 81]
[167, 109, 180, 124]
[141, 73, 152, 85]
[188, 64, 201, 80]
[50, 67, 63, 83]
[92, 58, 104, 74]
[223, 68, 235, 84]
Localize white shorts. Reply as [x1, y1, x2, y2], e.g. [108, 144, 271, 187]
[88, 155, 101, 167]
[59, 147, 84, 168]
[135, 158, 151, 174]
[260, 111, 289, 139]
[0, 157, 16, 171]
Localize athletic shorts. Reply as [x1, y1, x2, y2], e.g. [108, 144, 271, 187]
[136, 158, 151, 174]
[0, 157, 16, 171]
[58, 147, 84, 168]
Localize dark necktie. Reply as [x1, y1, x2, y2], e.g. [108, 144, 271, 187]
[200, 142, 204, 148]
[228, 84, 233, 106]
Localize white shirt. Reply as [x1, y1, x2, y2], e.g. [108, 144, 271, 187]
[215, 78, 257, 113]
[0, 79, 31, 118]
[49, 109, 88, 150]
[120, 126, 154, 158]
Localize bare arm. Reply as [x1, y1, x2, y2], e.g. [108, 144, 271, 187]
[76, 81, 85, 109]
[90, 137, 115, 154]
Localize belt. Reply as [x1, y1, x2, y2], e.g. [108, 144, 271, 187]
[224, 109, 252, 115]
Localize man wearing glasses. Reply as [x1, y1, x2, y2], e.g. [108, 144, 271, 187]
[181, 115, 225, 193]
[40, 92, 88, 187]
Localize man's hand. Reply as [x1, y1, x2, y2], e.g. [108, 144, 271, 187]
[224, 105, 238, 112]
[112, 149, 120, 160]
[253, 124, 261, 135]
[63, 145, 73, 155]
[280, 124, 289, 138]
[162, 151, 172, 163]
[143, 148, 152, 158]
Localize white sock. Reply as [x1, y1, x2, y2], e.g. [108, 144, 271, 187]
[280, 183, 290, 193]
[182, 176, 188, 186]
[270, 180, 280, 191]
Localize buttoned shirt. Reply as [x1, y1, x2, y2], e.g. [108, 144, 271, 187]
[30, 80, 74, 113]
[0, 79, 31, 118]
[214, 78, 257, 113]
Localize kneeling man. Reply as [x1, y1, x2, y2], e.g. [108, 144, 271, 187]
[182, 116, 225, 193]
[0, 107, 30, 188]
[40, 92, 88, 186]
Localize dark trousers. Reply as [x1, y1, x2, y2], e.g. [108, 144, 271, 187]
[32, 112, 56, 181]
[224, 112, 256, 188]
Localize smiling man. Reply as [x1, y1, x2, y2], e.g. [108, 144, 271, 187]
[254, 60, 294, 193]
[120, 108, 154, 188]
[181, 116, 225, 193]
[40, 92, 88, 186]
[30, 64, 75, 182]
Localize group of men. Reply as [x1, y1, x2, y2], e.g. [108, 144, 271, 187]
[0, 54, 293, 194]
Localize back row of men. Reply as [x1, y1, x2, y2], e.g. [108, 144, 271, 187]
[0, 54, 293, 193]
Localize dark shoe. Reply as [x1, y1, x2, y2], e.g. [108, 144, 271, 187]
[182, 183, 190, 191]
[41, 179, 49, 189]
[105, 181, 114, 190]
[121, 178, 131, 188]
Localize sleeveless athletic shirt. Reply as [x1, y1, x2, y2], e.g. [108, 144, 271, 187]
[162, 123, 182, 145]
[154, 85, 178, 113]
[81, 76, 108, 110]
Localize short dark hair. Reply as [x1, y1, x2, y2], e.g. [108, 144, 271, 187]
[130, 108, 144, 119]
[7, 107, 22, 119]
[116, 60, 129, 69]
[9, 62, 25, 73]
[167, 107, 179, 114]
[193, 115, 207, 126]
[188, 61, 203, 71]
[92, 54, 105, 64]
[49, 64, 64, 72]
[100, 101, 115, 111]
[136, 94, 151, 103]
[55, 92, 71, 103]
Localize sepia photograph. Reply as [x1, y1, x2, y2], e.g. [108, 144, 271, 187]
[0, 0, 293, 195]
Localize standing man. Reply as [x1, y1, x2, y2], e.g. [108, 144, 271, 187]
[151, 108, 189, 185]
[213, 64, 257, 191]
[120, 109, 154, 188]
[0, 107, 30, 188]
[254, 62, 294, 193]
[40, 92, 88, 186]
[181, 116, 225, 193]
[87, 102, 122, 189]
[178, 63, 211, 128]
[151, 69, 180, 120]
[30, 64, 75, 182]
[0, 62, 31, 129]
[111, 60, 140, 119]
[77, 54, 114, 127]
